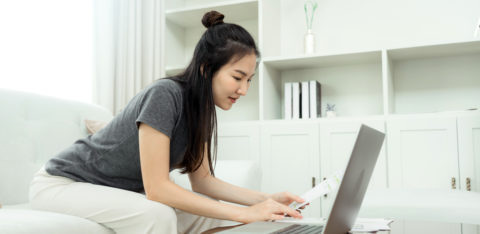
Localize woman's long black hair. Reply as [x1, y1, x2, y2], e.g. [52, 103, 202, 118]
[169, 11, 260, 176]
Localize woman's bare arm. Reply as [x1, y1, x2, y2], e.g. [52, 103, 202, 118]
[188, 146, 269, 206]
[138, 123, 301, 223]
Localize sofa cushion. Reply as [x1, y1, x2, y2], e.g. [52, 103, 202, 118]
[0, 89, 113, 205]
[0, 209, 113, 234]
[85, 119, 109, 135]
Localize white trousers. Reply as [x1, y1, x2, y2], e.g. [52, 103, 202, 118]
[29, 168, 231, 234]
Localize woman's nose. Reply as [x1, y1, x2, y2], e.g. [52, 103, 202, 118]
[237, 81, 249, 96]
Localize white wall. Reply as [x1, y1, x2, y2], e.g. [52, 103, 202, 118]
[280, 0, 480, 55]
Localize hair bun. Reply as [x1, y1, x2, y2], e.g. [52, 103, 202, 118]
[202, 11, 224, 28]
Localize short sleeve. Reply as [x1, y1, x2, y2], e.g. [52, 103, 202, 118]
[135, 82, 181, 138]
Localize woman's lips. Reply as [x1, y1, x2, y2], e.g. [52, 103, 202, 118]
[229, 97, 237, 103]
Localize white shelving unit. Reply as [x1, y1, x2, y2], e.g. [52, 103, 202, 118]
[165, 65, 186, 76]
[161, 1, 480, 230]
[162, 0, 480, 122]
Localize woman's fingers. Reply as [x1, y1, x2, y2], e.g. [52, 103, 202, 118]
[280, 205, 302, 219]
[260, 198, 303, 222]
[271, 214, 285, 220]
[286, 192, 305, 203]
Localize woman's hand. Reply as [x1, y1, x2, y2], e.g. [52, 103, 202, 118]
[269, 191, 304, 206]
[237, 198, 302, 223]
[269, 191, 309, 214]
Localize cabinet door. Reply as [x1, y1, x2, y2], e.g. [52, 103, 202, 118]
[260, 122, 321, 217]
[387, 116, 461, 234]
[217, 122, 260, 161]
[319, 120, 387, 216]
[387, 116, 459, 189]
[458, 115, 480, 234]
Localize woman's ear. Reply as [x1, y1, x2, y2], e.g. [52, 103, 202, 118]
[200, 64, 209, 79]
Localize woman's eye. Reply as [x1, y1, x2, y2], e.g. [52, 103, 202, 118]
[233, 76, 241, 81]
[247, 79, 252, 83]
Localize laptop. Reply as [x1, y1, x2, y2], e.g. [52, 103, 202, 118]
[220, 124, 385, 234]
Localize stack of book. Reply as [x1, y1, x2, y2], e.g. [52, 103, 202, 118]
[284, 81, 321, 120]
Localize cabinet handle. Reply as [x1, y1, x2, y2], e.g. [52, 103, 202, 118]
[323, 177, 327, 198]
[466, 177, 471, 191]
[312, 177, 316, 188]
[451, 177, 456, 190]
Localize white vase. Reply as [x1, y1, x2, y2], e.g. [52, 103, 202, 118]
[304, 29, 315, 54]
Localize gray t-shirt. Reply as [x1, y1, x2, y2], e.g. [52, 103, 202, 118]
[45, 79, 188, 192]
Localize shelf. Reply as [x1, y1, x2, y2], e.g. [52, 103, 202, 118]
[385, 110, 480, 120]
[262, 50, 382, 70]
[165, 65, 185, 76]
[262, 53, 383, 120]
[165, 0, 258, 28]
[386, 40, 480, 115]
[164, 0, 259, 70]
[388, 40, 480, 61]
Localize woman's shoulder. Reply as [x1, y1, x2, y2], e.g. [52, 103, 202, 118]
[138, 78, 184, 105]
[149, 78, 183, 94]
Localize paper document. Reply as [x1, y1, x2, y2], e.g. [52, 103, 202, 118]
[350, 218, 394, 232]
[289, 171, 342, 210]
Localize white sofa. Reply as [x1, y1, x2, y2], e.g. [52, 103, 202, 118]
[0, 89, 261, 234]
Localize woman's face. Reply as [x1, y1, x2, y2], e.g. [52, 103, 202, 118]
[212, 53, 257, 110]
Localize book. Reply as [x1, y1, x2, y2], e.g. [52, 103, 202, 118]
[292, 82, 300, 119]
[301, 81, 310, 119]
[284, 82, 292, 120]
[309, 80, 321, 118]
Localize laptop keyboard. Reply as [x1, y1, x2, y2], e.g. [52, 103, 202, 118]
[272, 224, 324, 234]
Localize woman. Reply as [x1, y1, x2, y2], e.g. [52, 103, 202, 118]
[30, 11, 304, 234]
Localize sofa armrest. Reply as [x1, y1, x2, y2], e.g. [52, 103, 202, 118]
[170, 160, 261, 192]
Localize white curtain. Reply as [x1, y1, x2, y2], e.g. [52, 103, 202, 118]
[93, 0, 164, 114]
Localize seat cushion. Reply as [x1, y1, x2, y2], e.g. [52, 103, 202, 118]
[0, 209, 113, 234]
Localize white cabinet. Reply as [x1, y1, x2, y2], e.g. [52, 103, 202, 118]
[458, 115, 480, 192]
[319, 118, 387, 216]
[387, 115, 459, 190]
[387, 115, 462, 234]
[458, 114, 480, 234]
[260, 121, 321, 217]
[216, 122, 260, 161]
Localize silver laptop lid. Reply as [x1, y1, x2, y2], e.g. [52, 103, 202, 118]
[219, 124, 385, 234]
[322, 124, 385, 234]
